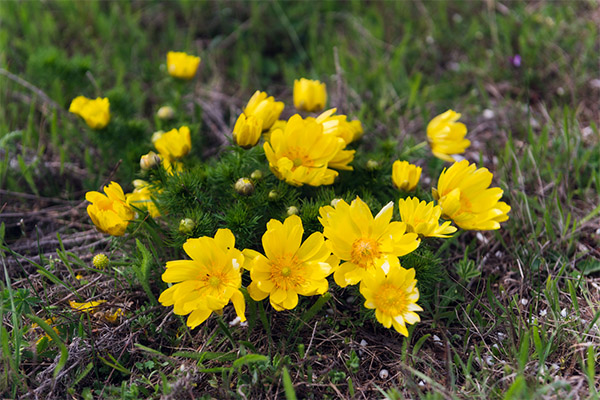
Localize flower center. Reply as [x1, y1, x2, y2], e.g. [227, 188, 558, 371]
[270, 254, 304, 290]
[208, 276, 221, 288]
[351, 238, 381, 268]
[284, 147, 313, 170]
[374, 283, 408, 315]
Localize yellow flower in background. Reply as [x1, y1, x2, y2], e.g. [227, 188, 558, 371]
[244, 91, 284, 131]
[433, 160, 510, 230]
[318, 197, 420, 287]
[316, 108, 363, 145]
[392, 160, 421, 191]
[398, 197, 457, 238]
[294, 78, 327, 112]
[264, 115, 344, 186]
[154, 126, 191, 160]
[86, 182, 134, 236]
[233, 113, 263, 148]
[427, 109, 470, 162]
[69, 96, 110, 129]
[166, 51, 201, 80]
[359, 265, 422, 336]
[158, 229, 246, 329]
[69, 300, 106, 313]
[126, 180, 161, 218]
[105, 308, 124, 323]
[244, 215, 336, 311]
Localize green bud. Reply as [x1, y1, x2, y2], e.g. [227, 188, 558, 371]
[268, 190, 279, 201]
[235, 178, 254, 196]
[157, 106, 175, 120]
[178, 218, 195, 235]
[250, 170, 263, 180]
[366, 159, 380, 171]
[92, 253, 109, 269]
[287, 206, 299, 216]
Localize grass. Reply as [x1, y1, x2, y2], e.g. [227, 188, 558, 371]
[1, 1, 599, 398]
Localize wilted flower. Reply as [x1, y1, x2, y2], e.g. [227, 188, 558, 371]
[427, 110, 470, 162]
[318, 197, 420, 287]
[69, 300, 106, 313]
[244, 215, 336, 310]
[157, 106, 175, 120]
[244, 91, 284, 131]
[294, 78, 327, 112]
[433, 160, 511, 230]
[86, 182, 134, 236]
[154, 126, 191, 160]
[158, 229, 246, 328]
[233, 114, 262, 148]
[139, 151, 161, 170]
[92, 253, 109, 269]
[264, 115, 345, 186]
[167, 51, 201, 80]
[105, 308, 124, 323]
[392, 160, 421, 191]
[69, 96, 110, 129]
[397, 197, 457, 238]
[359, 265, 422, 336]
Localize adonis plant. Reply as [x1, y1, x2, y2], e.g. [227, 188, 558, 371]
[76, 51, 510, 338]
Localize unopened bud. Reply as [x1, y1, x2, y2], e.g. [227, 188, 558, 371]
[287, 206, 299, 216]
[157, 106, 175, 120]
[92, 253, 109, 269]
[250, 170, 263, 180]
[178, 218, 195, 235]
[234, 178, 254, 196]
[268, 190, 279, 201]
[139, 151, 161, 170]
[366, 159, 380, 171]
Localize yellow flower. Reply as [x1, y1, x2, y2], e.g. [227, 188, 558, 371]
[105, 308, 124, 323]
[315, 108, 363, 145]
[158, 229, 246, 329]
[244, 91, 284, 131]
[264, 115, 344, 186]
[167, 51, 201, 80]
[86, 182, 134, 236]
[92, 253, 109, 269]
[392, 160, 421, 191]
[233, 113, 262, 148]
[69, 96, 110, 129]
[244, 215, 336, 311]
[294, 78, 327, 112]
[359, 266, 422, 336]
[398, 197, 457, 238]
[433, 160, 511, 230]
[126, 180, 161, 218]
[318, 197, 420, 287]
[69, 300, 106, 313]
[427, 109, 471, 162]
[154, 126, 191, 160]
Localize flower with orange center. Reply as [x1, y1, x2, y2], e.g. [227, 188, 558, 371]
[433, 160, 510, 230]
[318, 197, 420, 287]
[264, 114, 345, 186]
[398, 197, 457, 238]
[85, 182, 135, 236]
[359, 265, 422, 336]
[243, 215, 336, 311]
[158, 229, 246, 328]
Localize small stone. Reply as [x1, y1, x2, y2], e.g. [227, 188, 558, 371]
[483, 109, 495, 119]
[379, 369, 389, 379]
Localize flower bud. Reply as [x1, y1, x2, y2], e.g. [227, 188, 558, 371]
[233, 114, 262, 149]
[92, 253, 109, 269]
[268, 190, 279, 201]
[294, 78, 327, 112]
[234, 178, 254, 196]
[366, 159, 380, 171]
[157, 106, 175, 120]
[287, 206, 299, 216]
[178, 218, 195, 235]
[139, 151, 161, 170]
[250, 170, 263, 180]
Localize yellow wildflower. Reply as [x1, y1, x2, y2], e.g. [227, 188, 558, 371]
[244, 91, 284, 131]
[69, 300, 106, 313]
[167, 51, 201, 80]
[398, 197, 457, 238]
[318, 197, 420, 287]
[433, 160, 511, 230]
[244, 215, 336, 311]
[158, 229, 246, 329]
[427, 109, 470, 162]
[105, 308, 124, 323]
[233, 113, 262, 148]
[93, 253, 109, 269]
[86, 182, 134, 236]
[359, 265, 422, 336]
[69, 96, 110, 129]
[316, 108, 363, 145]
[294, 78, 327, 112]
[264, 115, 344, 186]
[154, 126, 191, 160]
[392, 160, 421, 192]
[126, 180, 161, 218]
